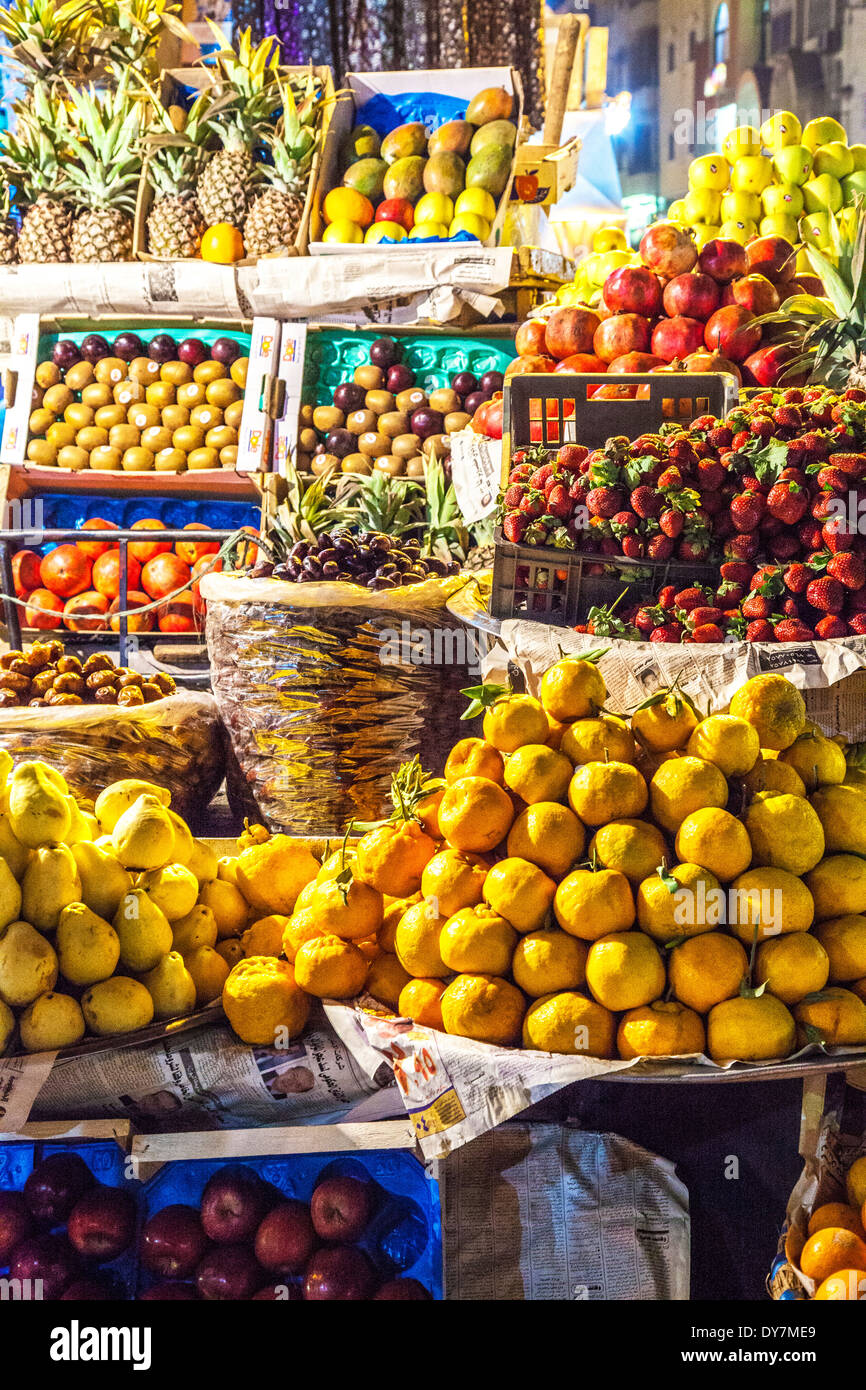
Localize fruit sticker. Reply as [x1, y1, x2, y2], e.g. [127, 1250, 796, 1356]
[260, 334, 273, 359]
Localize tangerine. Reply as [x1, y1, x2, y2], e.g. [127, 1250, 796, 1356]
[201, 223, 245, 263]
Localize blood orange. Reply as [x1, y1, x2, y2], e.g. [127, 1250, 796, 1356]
[141, 553, 191, 601]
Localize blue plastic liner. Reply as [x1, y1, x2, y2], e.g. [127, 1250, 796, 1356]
[356, 90, 467, 138]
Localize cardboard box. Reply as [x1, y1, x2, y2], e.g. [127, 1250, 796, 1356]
[309, 66, 524, 253]
[134, 65, 338, 264]
[511, 135, 581, 207]
[235, 317, 307, 475]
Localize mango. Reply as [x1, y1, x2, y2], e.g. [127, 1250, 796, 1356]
[470, 119, 517, 155]
[340, 124, 381, 166]
[21, 844, 81, 931]
[81, 976, 154, 1036]
[140, 863, 199, 922]
[62, 795, 94, 846]
[8, 761, 71, 848]
[20, 992, 85, 1052]
[70, 841, 132, 920]
[423, 151, 466, 197]
[342, 157, 388, 201]
[140, 950, 196, 1019]
[466, 145, 512, 197]
[95, 778, 171, 834]
[380, 121, 427, 164]
[0, 813, 30, 879]
[429, 120, 473, 157]
[383, 156, 426, 203]
[56, 902, 120, 986]
[113, 889, 172, 972]
[0, 856, 21, 930]
[0, 919, 58, 1006]
[112, 794, 175, 870]
[465, 86, 514, 126]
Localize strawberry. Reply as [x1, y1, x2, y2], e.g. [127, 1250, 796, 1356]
[696, 459, 726, 490]
[635, 606, 660, 634]
[523, 520, 550, 546]
[657, 466, 684, 491]
[746, 618, 774, 642]
[749, 565, 783, 592]
[816, 466, 850, 493]
[658, 585, 677, 610]
[833, 427, 859, 450]
[667, 438, 699, 470]
[708, 425, 734, 450]
[678, 538, 711, 563]
[827, 552, 866, 590]
[781, 596, 801, 617]
[503, 483, 526, 508]
[647, 534, 675, 560]
[742, 592, 773, 619]
[518, 489, 546, 517]
[724, 532, 760, 561]
[741, 473, 770, 495]
[692, 623, 724, 642]
[811, 492, 841, 521]
[630, 485, 663, 519]
[545, 484, 572, 520]
[586, 486, 625, 518]
[600, 536, 622, 555]
[774, 618, 815, 641]
[766, 480, 807, 525]
[556, 444, 588, 471]
[529, 464, 556, 490]
[659, 509, 685, 538]
[848, 614, 866, 634]
[799, 520, 823, 551]
[769, 534, 802, 562]
[845, 388, 866, 402]
[815, 615, 849, 639]
[674, 586, 707, 612]
[720, 561, 755, 586]
[568, 476, 589, 501]
[730, 492, 765, 532]
[732, 430, 751, 451]
[830, 453, 866, 479]
[509, 463, 534, 484]
[750, 414, 775, 441]
[823, 515, 859, 553]
[783, 563, 812, 594]
[775, 405, 804, 430]
[621, 535, 644, 558]
[688, 606, 724, 628]
[716, 580, 745, 606]
[502, 512, 527, 543]
[650, 622, 682, 642]
[806, 576, 845, 612]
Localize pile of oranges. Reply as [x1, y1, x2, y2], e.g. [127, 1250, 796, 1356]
[12, 519, 235, 635]
[798, 1155, 866, 1299]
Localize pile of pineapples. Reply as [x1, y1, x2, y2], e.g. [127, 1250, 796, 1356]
[0, 1, 324, 265]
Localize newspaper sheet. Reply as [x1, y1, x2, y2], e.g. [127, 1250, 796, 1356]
[0, 262, 241, 318]
[450, 431, 502, 523]
[0, 1050, 57, 1132]
[486, 623, 866, 739]
[24, 1016, 393, 1133]
[438, 1123, 690, 1300]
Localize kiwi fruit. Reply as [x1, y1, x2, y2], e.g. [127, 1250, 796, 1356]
[364, 390, 395, 416]
[161, 404, 190, 431]
[357, 431, 390, 459]
[190, 403, 222, 431]
[224, 400, 244, 430]
[205, 379, 240, 409]
[43, 383, 73, 414]
[94, 357, 126, 385]
[122, 446, 155, 471]
[64, 360, 95, 392]
[90, 445, 122, 470]
[35, 361, 61, 389]
[177, 382, 206, 409]
[109, 423, 140, 451]
[76, 426, 109, 452]
[219, 446, 238, 468]
[160, 361, 192, 386]
[374, 456, 405, 477]
[95, 405, 126, 430]
[230, 358, 248, 388]
[346, 409, 377, 434]
[391, 432, 421, 460]
[298, 427, 318, 451]
[127, 403, 161, 430]
[81, 383, 113, 410]
[114, 380, 145, 406]
[396, 387, 426, 413]
[29, 408, 55, 435]
[46, 422, 77, 449]
[428, 387, 461, 413]
[64, 403, 94, 430]
[27, 438, 58, 465]
[405, 456, 426, 478]
[342, 455, 371, 475]
[173, 425, 205, 454]
[378, 410, 410, 439]
[354, 364, 384, 391]
[187, 446, 219, 470]
[422, 433, 450, 459]
[141, 426, 173, 453]
[128, 356, 160, 384]
[57, 445, 89, 470]
[146, 381, 176, 409]
[193, 361, 227, 384]
[154, 448, 186, 472]
[299, 403, 314, 427]
[445, 410, 471, 433]
[313, 405, 344, 432]
[205, 425, 237, 451]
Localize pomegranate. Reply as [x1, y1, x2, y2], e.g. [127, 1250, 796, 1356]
[683, 350, 743, 384]
[742, 343, 806, 387]
[782, 275, 825, 299]
[592, 314, 651, 364]
[722, 274, 780, 315]
[639, 222, 698, 278]
[602, 265, 662, 317]
[704, 305, 762, 363]
[745, 235, 797, 283]
[503, 354, 556, 377]
[662, 273, 720, 321]
[514, 318, 548, 357]
[698, 239, 748, 284]
[607, 352, 666, 373]
[553, 352, 606, 374]
[651, 316, 706, 361]
[544, 306, 602, 360]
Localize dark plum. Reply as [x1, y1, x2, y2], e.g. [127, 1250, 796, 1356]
[325, 428, 356, 458]
[369, 337, 401, 369]
[451, 371, 477, 396]
[112, 332, 144, 362]
[386, 364, 415, 393]
[333, 382, 366, 414]
[147, 333, 178, 363]
[479, 369, 504, 393]
[79, 334, 110, 363]
[410, 408, 444, 439]
[177, 337, 209, 367]
[211, 336, 240, 366]
[463, 390, 488, 415]
[52, 340, 81, 371]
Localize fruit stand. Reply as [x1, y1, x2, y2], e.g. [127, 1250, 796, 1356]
[2, 2, 866, 1330]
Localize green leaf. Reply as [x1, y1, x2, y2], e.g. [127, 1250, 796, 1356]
[656, 862, 679, 894]
[459, 681, 511, 721]
[804, 1024, 827, 1048]
[806, 245, 853, 319]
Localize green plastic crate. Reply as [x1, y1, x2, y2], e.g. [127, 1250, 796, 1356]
[303, 328, 516, 409]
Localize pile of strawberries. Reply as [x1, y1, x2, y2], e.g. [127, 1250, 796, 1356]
[499, 383, 866, 644]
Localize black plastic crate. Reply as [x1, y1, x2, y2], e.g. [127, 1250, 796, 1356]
[490, 528, 718, 626]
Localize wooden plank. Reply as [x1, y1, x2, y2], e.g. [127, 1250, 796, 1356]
[0, 1119, 132, 1144]
[131, 1119, 417, 1166]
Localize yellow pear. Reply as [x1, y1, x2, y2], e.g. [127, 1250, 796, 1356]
[198, 879, 249, 939]
[21, 844, 82, 932]
[187, 838, 218, 884]
[139, 863, 199, 922]
[19, 992, 85, 1052]
[0, 855, 22, 930]
[56, 902, 120, 986]
[140, 951, 197, 1019]
[217, 856, 240, 886]
[95, 778, 171, 833]
[112, 795, 175, 870]
[167, 810, 195, 865]
[0, 749, 12, 809]
[0, 919, 58, 1006]
[171, 903, 218, 954]
[8, 762, 71, 848]
[113, 889, 172, 972]
[70, 841, 133, 920]
[81, 976, 154, 1036]
[62, 796, 94, 846]
[184, 944, 229, 1007]
[0, 998, 13, 1053]
[0, 813, 31, 879]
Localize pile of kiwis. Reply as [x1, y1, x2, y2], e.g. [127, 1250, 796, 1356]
[26, 332, 249, 474]
[297, 335, 502, 478]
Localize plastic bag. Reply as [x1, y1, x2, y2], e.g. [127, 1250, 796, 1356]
[0, 690, 225, 825]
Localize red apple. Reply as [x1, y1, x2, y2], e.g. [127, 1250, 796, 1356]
[723, 274, 780, 315]
[607, 352, 666, 373]
[704, 305, 762, 362]
[140, 1204, 208, 1280]
[374, 1277, 433, 1299]
[310, 1177, 372, 1243]
[303, 1245, 376, 1300]
[200, 1166, 274, 1245]
[375, 198, 414, 232]
[742, 343, 805, 387]
[139, 1282, 200, 1300]
[0, 1191, 32, 1262]
[592, 313, 651, 364]
[544, 306, 601, 360]
[11, 1234, 80, 1299]
[662, 272, 720, 321]
[651, 316, 706, 361]
[602, 265, 662, 317]
[639, 222, 698, 277]
[553, 352, 606, 374]
[254, 1200, 317, 1275]
[24, 1152, 95, 1224]
[67, 1185, 137, 1261]
[745, 235, 797, 283]
[60, 1276, 116, 1300]
[698, 238, 748, 284]
[515, 319, 548, 357]
[196, 1244, 264, 1301]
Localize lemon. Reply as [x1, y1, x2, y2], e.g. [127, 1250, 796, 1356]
[440, 973, 525, 1046]
[810, 784, 866, 854]
[322, 220, 364, 243]
[222, 956, 310, 1043]
[755, 933, 830, 1005]
[806, 855, 866, 920]
[482, 857, 557, 932]
[540, 659, 607, 722]
[561, 715, 635, 767]
[636, 863, 721, 942]
[440, 905, 517, 975]
[554, 866, 635, 940]
[512, 930, 587, 997]
[668, 932, 750, 1013]
[743, 753, 806, 799]
[793, 987, 866, 1046]
[650, 755, 728, 833]
[589, 819, 669, 883]
[675, 807, 751, 880]
[744, 792, 825, 875]
[365, 220, 406, 243]
[455, 187, 497, 221]
[522, 990, 615, 1056]
[415, 192, 454, 224]
[483, 694, 550, 752]
[504, 743, 572, 804]
[815, 915, 866, 981]
[449, 213, 491, 240]
[779, 732, 847, 788]
[585, 931, 666, 1011]
[729, 674, 806, 750]
[408, 221, 449, 239]
[687, 715, 760, 777]
[707, 993, 796, 1062]
[506, 803, 585, 878]
[726, 866, 815, 945]
[616, 1000, 706, 1059]
[569, 761, 648, 826]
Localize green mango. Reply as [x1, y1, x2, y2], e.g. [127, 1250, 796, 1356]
[465, 145, 513, 198]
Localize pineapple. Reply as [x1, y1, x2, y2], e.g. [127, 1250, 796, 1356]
[143, 87, 215, 259]
[58, 76, 143, 263]
[0, 177, 19, 264]
[194, 23, 281, 230]
[243, 71, 322, 258]
[0, 86, 73, 261]
[82, 0, 187, 84]
[0, 0, 93, 91]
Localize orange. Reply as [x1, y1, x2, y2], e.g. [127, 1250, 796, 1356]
[304, 876, 384, 941]
[438, 776, 514, 853]
[200, 223, 245, 263]
[506, 802, 585, 878]
[807, 1203, 866, 1240]
[323, 187, 374, 228]
[440, 973, 525, 1046]
[522, 990, 615, 1056]
[241, 914, 289, 958]
[354, 821, 436, 898]
[616, 1000, 706, 1059]
[394, 900, 450, 978]
[281, 909, 325, 963]
[293, 934, 368, 998]
[439, 905, 517, 975]
[799, 1226, 866, 1284]
[398, 978, 447, 1028]
[221, 957, 310, 1045]
[365, 952, 411, 1011]
[421, 850, 488, 919]
[482, 857, 556, 933]
[813, 1268, 866, 1299]
[445, 738, 505, 785]
[379, 892, 421, 953]
[585, 931, 666, 1011]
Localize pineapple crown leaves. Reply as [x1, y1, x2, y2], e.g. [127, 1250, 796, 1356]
[80, 0, 186, 79]
[0, 84, 69, 204]
[199, 22, 282, 153]
[56, 75, 143, 212]
[351, 470, 423, 538]
[260, 70, 322, 189]
[420, 457, 467, 561]
[0, 0, 93, 85]
[140, 85, 232, 197]
[271, 462, 361, 551]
